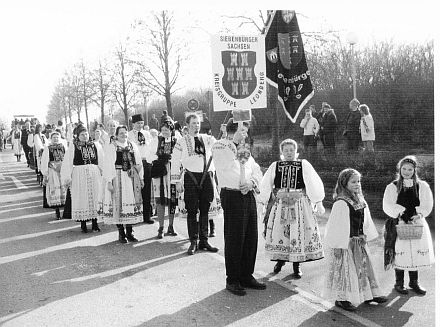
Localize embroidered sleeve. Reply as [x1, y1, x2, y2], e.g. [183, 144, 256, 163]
[170, 137, 184, 183]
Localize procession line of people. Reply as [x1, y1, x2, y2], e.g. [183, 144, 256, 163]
[10, 114, 433, 312]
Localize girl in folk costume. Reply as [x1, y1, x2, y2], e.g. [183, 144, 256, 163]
[383, 155, 434, 295]
[151, 120, 178, 239]
[61, 124, 103, 233]
[101, 125, 143, 243]
[12, 125, 23, 161]
[259, 139, 326, 278]
[33, 124, 47, 186]
[324, 169, 386, 311]
[41, 131, 66, 219]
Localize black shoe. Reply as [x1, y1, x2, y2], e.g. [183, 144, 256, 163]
[364, 296, 388, 304]
[198, 242, 218, 253]
[119, 237, 127, 244]
[292, 262, 302, 279]
[166, 225, 177, 236]
[335, 300, 356, 311]
[91, 219, 100, 232]
[394, 284, 409, 294]
[226, 282, 246, 296]
[126, 235, 138, 242]
[157, 226, 164, 239]
[81, 222, 88, 233]
[409, 282, 427, 295]
[240, 278, 267, 290]
[187, 241, 198, 255]
[273, 261, 285, 274]
[144, 218, 155, 224]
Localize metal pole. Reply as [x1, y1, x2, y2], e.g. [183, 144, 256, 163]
[351, 43, 357, 99]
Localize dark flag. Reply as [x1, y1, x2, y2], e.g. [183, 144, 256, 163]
[265, 10, 314, 123]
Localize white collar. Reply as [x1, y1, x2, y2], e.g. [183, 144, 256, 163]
[403, 179, 414, 187]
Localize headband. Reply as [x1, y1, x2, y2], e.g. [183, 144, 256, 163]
[401, 158, 417, 168]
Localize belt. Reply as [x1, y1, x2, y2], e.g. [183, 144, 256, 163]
[221, 187, 240, 192]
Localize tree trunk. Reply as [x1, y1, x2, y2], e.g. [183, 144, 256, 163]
[165, 89, 172, 118]
[100, 97, 105, 124]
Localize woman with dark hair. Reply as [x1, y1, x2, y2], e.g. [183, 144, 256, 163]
[101, 125, 143, 243]
[151, 120, 179, 238]
[61, 124, 103, 233]
[41, 131, 66, 219]
[383, 155, 434, 295]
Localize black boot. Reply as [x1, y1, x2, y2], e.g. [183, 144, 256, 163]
[126, 225, 138, 242]
[187, 240, 198, 255]
[55, 208, 61, 220]
[166, 225, 177, 236]
[80, 221, 88, 233]
[117, 225, 127, 243]
[394, 269, 408, 294]
[91, 219, 100, 232]
[273, 260, 285, 274]
[409, 270, 426, 295]
[292, 262, 302, 279]
[157, 226, 164, 239]
[198, 241, 218, 252]
[209, 219, 216, 237]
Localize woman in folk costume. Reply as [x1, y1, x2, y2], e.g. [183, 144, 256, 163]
[61, 124, 103, 233]
[259, 139, 326, 278]
[324, 168, 386, 311]
[383, 155, 434, 295]
[12, 125, 23, 161]
[100, 125, 143, 243]
[33, 124, 48, 186]
[150, 120, 179, 239]
[41, 131, 66, 219]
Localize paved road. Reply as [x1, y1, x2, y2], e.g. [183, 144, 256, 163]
[0, 147, 436, 327]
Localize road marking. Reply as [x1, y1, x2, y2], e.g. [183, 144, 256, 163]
[0, 212, 53, 224]
[53, 252, 183, 284]
[0, 172, 4, 180]
[0, 204, 42, 215]
[0, 199, 41, 209]
[32, 266, 66, 277]
[385, 295, 400, 307]
[0, 185, 40, 192]
[257, 273, 383, 327]
[0, 225, 79, 244]
[48, 219, 71, 224]
[9, 176, 28, 189]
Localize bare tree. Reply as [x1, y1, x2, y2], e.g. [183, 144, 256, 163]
[112, 42, 140, 126]
[75, 59, 95, 130]
[90, 59, 113, 124]
[134, 10, 186, 118]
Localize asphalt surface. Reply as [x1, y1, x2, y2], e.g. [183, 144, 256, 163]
[0, 146, 436, 327]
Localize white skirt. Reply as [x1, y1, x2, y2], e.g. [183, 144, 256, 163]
[394, 218, 434, 271]
[71, 165, 102, 221]
[13, 139, 22, 156]
[100, 169, 143, 225]
[265, 193, 324, 262]
[46, 163, 66, 207]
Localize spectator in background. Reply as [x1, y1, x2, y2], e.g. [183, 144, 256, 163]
[149, 114, 159, 130]
[343, 99, 362, 153]
[300, 108, 320, 161]
[200, 113, 212, 135]
[320, 102, 338, 157]
[160, 110, 172, 126]
[359, 104, 375, 153]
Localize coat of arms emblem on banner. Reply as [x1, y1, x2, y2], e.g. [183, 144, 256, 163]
[221, 51, 257, 99]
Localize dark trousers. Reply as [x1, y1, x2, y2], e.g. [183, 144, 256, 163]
[221, 189, 258, 284]
[345, 132, 361, 151]
[184, 171, 213, 243]
[22, 144, 31, 164]
[142, 160, 152, 221]
[395, 268, 420, 285]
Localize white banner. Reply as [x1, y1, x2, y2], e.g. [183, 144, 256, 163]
[211, 35, 267, 112]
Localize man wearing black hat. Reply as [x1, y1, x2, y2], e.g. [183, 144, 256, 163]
[128, 114, 154, 224]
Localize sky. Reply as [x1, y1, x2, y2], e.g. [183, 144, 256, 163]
[0, 0, 437, 126]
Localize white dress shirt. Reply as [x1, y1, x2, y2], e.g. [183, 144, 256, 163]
[170, 133, 216, 183]
[128, 129, 152, 162]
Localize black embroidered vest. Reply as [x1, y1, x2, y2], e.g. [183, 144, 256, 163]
[273, 160, 305, 189]
[73, 140, 98, 165]
[394, 181, 420, 217]
[337, 197, 365, 237]
[115, 142, 135, 171]
[48, 144, 65, 162]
